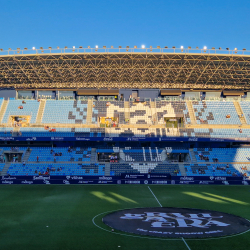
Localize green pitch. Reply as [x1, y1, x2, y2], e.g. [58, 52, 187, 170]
[0, 185, 249, 250]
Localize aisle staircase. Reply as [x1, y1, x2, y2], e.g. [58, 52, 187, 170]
[124, 101, 130, 123]
[178, 163, 187, 176]
[105, 162, 110, 176]
[150, 100, 157, 124]
[86, 99, 93, 124]
[36, 100, 46, 124]
[91, 148, 96, 163]
[1, 162, 11, 176]
[189, 148, 197, 163]
[0, 100, 9, 124]
[186, 100, 197, 125]
[234, 101, 247, 125]
[22, 149, 32, 162]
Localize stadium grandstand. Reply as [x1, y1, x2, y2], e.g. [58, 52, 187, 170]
[0, 47, 250, 182]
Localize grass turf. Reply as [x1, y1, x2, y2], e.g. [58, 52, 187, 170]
[0, 185, 249, 250]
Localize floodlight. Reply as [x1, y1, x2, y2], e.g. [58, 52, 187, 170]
[65, 46, 68, 49]
[172, 46, 176, 49]
[188, 46, 191, 49]
[165, 46, 168, 48]
[196, 47, 199, 49]
[157, 46, 160, 49]
[73, 46, 75, 49]
[103, 46, 106, 48]
[88, 46, 90, 48]
[218, 47, 222, 50]
[40, 47, 43, 49]
[141, 45, 145, 49]
[79, 46, 83, 49]
[119, 46, 122, 48]
[95, 45, 98, 49]
[226, 48, 229, 50]
[203, 46, 207, 50]
[134, 46, 137, 48]
[8, 48, 12, 50]
[0, 49, 3, 51]
[111, 46, 114, 48]
[243, 48, 246, 51]
[57, 46, 60, 49]
[32, 47, 36, 50]
[180, 46, 184, 49]
[211, 47, 215, 49]
[48, 47, 52, 49]
[24, 48, 28, 50]
[17, 48, 20, 50]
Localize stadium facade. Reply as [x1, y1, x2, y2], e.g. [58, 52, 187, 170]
[0, 47, 249, 185]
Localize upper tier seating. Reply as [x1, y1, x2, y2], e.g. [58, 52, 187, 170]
[2, 100, 40, 123]
[42, 100, 88, 124]
[192, 101, 241, 124]
[155, 101, 188, 124]
[240, 101, 250, 124]
[92, 101, 125, 124]
[129, 101, 153, 124]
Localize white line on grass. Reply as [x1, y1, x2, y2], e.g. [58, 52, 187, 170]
[182, 237, 191, 250]
[147, 186, 162, 207]
[148, 186, 192, 250]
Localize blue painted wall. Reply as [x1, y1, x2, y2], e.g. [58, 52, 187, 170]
[0, 89, 16, 99]
[119, 89, 160, 100]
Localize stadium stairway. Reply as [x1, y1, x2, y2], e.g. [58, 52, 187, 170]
[186, 100, 197, 125]
[91, 148, 96, 163]
[124, 101, 130, 122]
[36, 100, 46, 124]
[178, 163, 187, 176]
[160, 150, 167, 161]
[1, 162, 11, 176]
[12, 127, 20, 137]
[87, 99, 93, 124]
[189, 149, 198, 163]
[22, 149, 32, 162]
[0, 100, 9, 124]
[119, 149, 126, 162]
[105, 162, 110, 176]
[150, 100, 158, 124]
[233, 101, 247, 125]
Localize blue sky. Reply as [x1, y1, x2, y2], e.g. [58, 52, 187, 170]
[0, 0, 250, 50]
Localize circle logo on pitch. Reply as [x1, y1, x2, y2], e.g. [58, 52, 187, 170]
[103, 207, 250, 238]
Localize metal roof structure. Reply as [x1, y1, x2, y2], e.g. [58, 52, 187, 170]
[0, 47, 250, 90]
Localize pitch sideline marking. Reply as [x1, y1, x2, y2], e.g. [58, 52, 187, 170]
[148, 186, 191, 249]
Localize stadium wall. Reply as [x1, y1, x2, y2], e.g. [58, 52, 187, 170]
[119, 89, 160, 100]
[0, 89, 16, 99]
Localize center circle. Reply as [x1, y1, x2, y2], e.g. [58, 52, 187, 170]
[102, 207, 250, 238]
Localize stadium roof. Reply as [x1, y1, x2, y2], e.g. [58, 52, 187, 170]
[1, 47, 250, 90]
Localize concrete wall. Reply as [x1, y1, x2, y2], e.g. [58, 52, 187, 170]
[119, 89, 160, 100]
[0, 89, 16, 100]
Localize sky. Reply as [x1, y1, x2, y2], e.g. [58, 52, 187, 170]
[0, 0, 250, 51]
